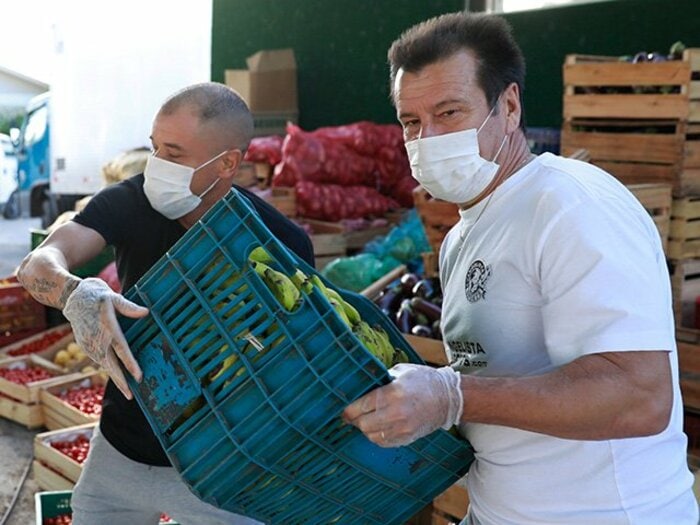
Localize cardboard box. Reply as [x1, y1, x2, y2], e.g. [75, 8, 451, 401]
[225, 49, 298, 112]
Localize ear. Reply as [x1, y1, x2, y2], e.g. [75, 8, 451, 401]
[219, 149, 243, 180]
[503, 82, 522, 135]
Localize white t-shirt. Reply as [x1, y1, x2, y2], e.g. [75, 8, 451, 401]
[439, 153, 698, 524]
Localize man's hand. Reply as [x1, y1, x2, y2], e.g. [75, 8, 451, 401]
[342, 364, 463, 447]
[63, 277, 149, 399]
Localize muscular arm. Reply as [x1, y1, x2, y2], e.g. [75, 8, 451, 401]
[461, 350, 673, 440]
[16, 221, 107, 308]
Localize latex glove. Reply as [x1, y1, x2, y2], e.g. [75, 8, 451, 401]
[63, 277, 149, 399]
[342, 363, 463, 448]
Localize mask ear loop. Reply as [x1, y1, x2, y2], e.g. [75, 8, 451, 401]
[193, 150, 228, 198]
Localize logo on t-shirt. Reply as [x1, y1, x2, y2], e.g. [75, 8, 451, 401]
[465, 259, 491, 303]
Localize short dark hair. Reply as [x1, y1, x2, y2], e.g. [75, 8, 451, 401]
[159, 82, 255, 152]
[388, 12, 526, 129]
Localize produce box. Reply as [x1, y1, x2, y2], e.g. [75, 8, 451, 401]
[412, 186, 459, 255]
[262, 186, 296, 217]
[34, 490, 181, 525]
[0, 324, 72, 362]
[33, 423, 96, 491]
[561, 120, 700, 196]
[35, 490, 72, 525]
[0, 355, 81, 428]
[119, 188, 474, 525]
[431, 484, 469, 525]
[30, 229, 115, 279]
[0, 276, 47, 347]
[562, 49, 700, 121]
[677, 341, 700, 412]
[40, 372, 106, 430]
[669, 196, 700, 259]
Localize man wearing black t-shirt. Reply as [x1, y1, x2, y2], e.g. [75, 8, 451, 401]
[17, 83, 313, 524]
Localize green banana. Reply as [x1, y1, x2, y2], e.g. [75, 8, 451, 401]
[328, 297, 352, 328]
[249, 246, 275, 265]
[251, 261, 300, 311]
[325, 288, 361, 326]
[291, 269, 312, 294]
[353, 321, 392, 366]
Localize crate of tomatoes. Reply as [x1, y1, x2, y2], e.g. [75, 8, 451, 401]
[33, 423, 96, 491]
[0, 276, 47, 347]
[40, 371, 106, 430]
[0, 324, 73, 363]
[0, 355, 81, 428]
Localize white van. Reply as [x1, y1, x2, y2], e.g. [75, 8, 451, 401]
[0, 133, 17, 205]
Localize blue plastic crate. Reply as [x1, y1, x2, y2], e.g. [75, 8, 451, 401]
[120, 189, 474, 525]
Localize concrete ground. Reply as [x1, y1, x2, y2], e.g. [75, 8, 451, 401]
[0, 213, 43, 525]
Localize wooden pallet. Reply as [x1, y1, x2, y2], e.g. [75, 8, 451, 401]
[40, 372, 105, 431]
[563, 49, 700, 121]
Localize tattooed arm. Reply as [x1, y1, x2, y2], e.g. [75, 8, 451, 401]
[16, 221, 105, 309]
[17, 221, 148, 399]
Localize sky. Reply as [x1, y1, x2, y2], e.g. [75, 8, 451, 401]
[0, 0, 55, 82]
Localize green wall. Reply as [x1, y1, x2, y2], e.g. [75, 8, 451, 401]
[505, 0, 700, 127]
[211, 0, 700, 130]
[211, 0, 462, 129]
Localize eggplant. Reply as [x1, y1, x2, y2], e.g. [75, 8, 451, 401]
[410, 296, 441, 323]
[411, 278, 435, 300]
[431, 319, 442, 340]
[376, 285, 404, 314]
[395, 299, 416, 334]
[399, 273, 420, 295]
[411, 324, 433, 338]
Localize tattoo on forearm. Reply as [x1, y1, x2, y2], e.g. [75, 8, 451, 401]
[58, 279, 80, 309]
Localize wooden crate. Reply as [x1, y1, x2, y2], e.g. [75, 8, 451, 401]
[562, 49, 700, 121]
[40, 372, 106, 431]
[626, 183, 672, 251]
[670, 196, 700, 259]
[33, 423, 96, 491]
[677, 341, 700, 412]
[413, 186, 459, 254]
[431, 483, 469, 525]
[264, 186, 296, 217]
[669, 259, 700, 327]
[561, 120, 700, 196]
[0, 392, 44, 428]
[0, 324, 72, 362]
[0, 355, 76, 404]
[0, 276, 47, 347]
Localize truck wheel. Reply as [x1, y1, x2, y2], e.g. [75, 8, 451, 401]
[2, 190, 21, 219]
[40, 197, 56, 228]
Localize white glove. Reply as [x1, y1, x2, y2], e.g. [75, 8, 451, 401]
[342, 363, 463, 447]
[63, 277, 149, 399]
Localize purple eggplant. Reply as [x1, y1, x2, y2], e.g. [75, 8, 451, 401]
[411, 324, 433, 338]
[410, 296, 442, 323]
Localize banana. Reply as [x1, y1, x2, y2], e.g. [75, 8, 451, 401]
[353, 321, 392, 366]
[372, 325, 396, 366]
[251, 261, 300, 311]
[328, 297, 352, 328]
[210, 353, 239, 383]
[249, 246, 275, 265]
[325, 288, 361, 326]
[291, 269, 312, 294]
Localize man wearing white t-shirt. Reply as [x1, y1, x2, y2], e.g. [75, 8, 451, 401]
[343, 11, 699, 524]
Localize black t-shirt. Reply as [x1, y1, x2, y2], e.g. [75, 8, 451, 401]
[73, 174, 314, 465]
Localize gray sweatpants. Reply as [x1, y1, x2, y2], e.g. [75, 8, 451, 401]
[71, 425, 263, 525]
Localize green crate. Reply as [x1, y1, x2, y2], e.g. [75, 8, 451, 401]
[30, 229, 115, 279]
[34, 491, 72, 524]
[34, 490, 181, 524]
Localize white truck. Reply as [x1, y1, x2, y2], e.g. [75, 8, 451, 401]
[9, 1, 213, 225]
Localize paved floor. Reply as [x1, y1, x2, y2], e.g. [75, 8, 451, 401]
[0, 214, 43, 525]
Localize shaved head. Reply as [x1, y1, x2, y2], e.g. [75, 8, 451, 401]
[158, 82, 254, 153]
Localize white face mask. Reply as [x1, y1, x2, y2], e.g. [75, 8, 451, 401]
[405, 102, 507, 204]
[143, 151, 226, 219]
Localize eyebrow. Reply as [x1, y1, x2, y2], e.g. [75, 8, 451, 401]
[148, 135, 184, 151]
[398, 98, 467, 119]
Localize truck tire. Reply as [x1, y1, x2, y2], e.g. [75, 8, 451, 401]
[2, 190, 21, 219]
